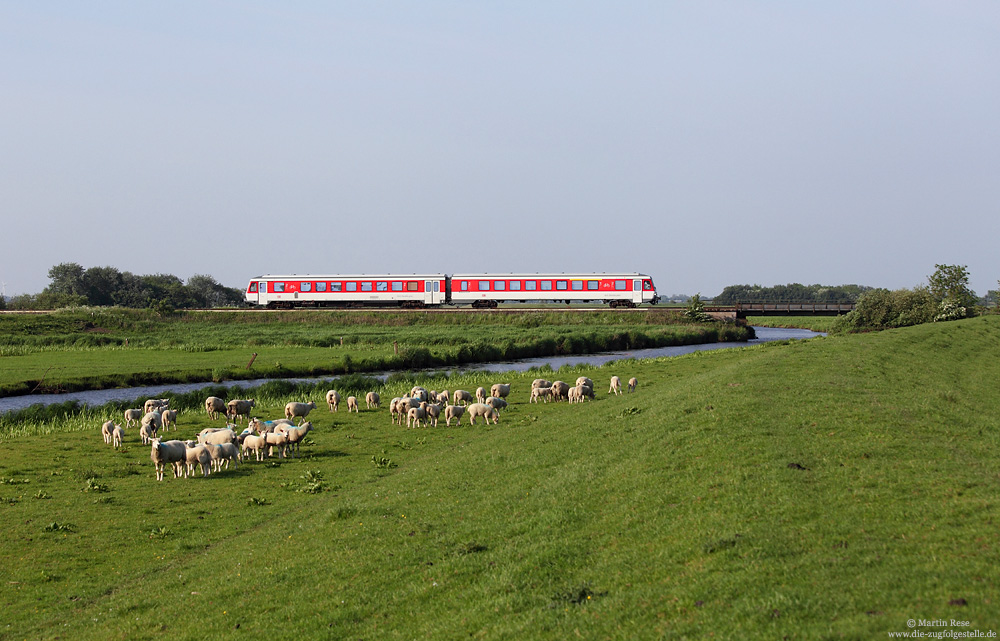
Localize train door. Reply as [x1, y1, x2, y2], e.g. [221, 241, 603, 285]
[633, 279, 641, 304]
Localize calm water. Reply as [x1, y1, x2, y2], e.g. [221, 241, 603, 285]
[0, 326, 822, 414]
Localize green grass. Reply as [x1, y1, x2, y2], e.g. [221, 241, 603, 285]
[1, 317, 999, 639]
[0, 308, 750, 396]
[746, 315, 840, 332]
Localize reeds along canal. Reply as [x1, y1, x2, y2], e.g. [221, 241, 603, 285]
[0, 327, 822, 415]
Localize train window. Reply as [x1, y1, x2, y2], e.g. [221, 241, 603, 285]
[540, 281, 552, 291]
[332, 282, 342, 292]
[376, 282, 387, 292]
[643, 280, 653, 290]
[478, 280, 490, 290]
[460, 281, 469, 291]
[615, 281, 626, 291]
[391, 282, 402, 292]
[346, 282, 357, 292]
[433, 282, 439, 292]
[571, 281, 583, 291]
[301, 282, 312, 292]
[510, 281, 521, 291]
[275, 283, 286, 293]
[407, 282, 419, 292]
[587, 280, 599, 290]
[556, 281, 568, 290]
[316, 282, 327, 292]
[362, 282, 373, 292]
[494, 281, 506, 291]
[525, 281, 537, 291]
[249, 283, 257, 293]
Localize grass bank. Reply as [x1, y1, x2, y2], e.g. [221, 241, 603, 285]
[0, 308, 750, 397]
[1, 317, 998, 638]
[746, 315, 839, 332]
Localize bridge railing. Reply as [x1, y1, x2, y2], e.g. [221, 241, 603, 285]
[732, 302, 855, 315]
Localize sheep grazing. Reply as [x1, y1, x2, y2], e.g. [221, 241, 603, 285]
[549, 381, 570, 402]
[575, 377, 594, 390]
[285, 401, 317, 424]
[227, 399, 255, 422]
[326, 389, 341, 412]
[568, 385, 593, 404]
[609, 376, 623, 396]
[444, 405, 465, 426]
[628, 377, 638, 393]
[407, 406, 427, 429]
[485, 397, 508, 411]
[124, 408, 143, 429]
[365, 391, 380, 409]
[205, 396, 227, 420]
[436, 390, 450, 405]
[467, 403, 499, 426]
[346, 396, 359, 413]
[101, 420, 116, 445]
[475, 387, 487, 404]
[530, 387, 552, 404]
[452, 390, 474, 406]
[160, 408, 178, 432]
[150, 439, 187, 481]
[183, 443, 213, 478]
[490, 383, 511, 400]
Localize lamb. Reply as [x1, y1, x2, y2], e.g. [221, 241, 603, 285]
[575, 377, 594, 390]
[530, 387, 552, 403]
[140, 422, 157, 445]
[284, 401, 317, 423]
[444, 405, 465, 426]
[490, 383, 511, 400]
[436, 390, 450, 405]
[101, 420, 116, 445]
[346, 396, 359, 413]
[227, 399, 255, 422]
[183, 443, 213, 477]
[141, 410, 163, 434]
[549, 381, 570, 402]
[205, 396, 227, 420]
[579, 384, 594, 400]
[144, 398, 169, 414]
[263, 428, 290, 458]
[326, 389, 341, 412]
[452, 390, 474, 406]
[365, 391, 380, 409]
[112, 424, 126, 448]
[124, 408, 143, 429]
[203, 442, 240, 472]
[388, 398, 404, 424]
[609, 376, 623, 396]
[241, 432, 268, 461]
[423, 403, 442, 427]
[410, 386, 429, 402]
[198, 428, 237, 446]
[150, 439, 187, 481]
[567, 386, 583, 404]
[466, 403, 499, 425]
[284, 422, 313, 457]
[531, 379, 552, 389]
[407, 406, 427, 428]
[485, 397, 508, 411]
[475, 387, 487, 404]
[628, 377, 638, 393]
[160, 408, 178, 431]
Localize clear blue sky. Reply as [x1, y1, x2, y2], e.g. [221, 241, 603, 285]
[2, 2, 998, 298]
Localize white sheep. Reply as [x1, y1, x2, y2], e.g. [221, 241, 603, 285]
[109, 423, 125, 447]
[436, 390, 450, 405]
[444, 405, 465, 426]
[101, 420, 116, 445]
[205, 396, 227, 420]
[467, 403, 499, 425]
[346, 396, 359, 413]
[475, 387, 487, 404]
[423, 402, 442, 427]
[241, 432, 268, 462]
[452, 390, 474, 406]
[285, 401, 317, 423]
[326, 389, 340, 412]
[575, 377, 594, 390]
[183, 443, 213, 477]
[284, 422, 313, 457]
[485, 397, 508, 411]
[227, 399, 255, 422]
[198, 428, 237, 446]
[144, 398, 169, 414]
[530, 387, 552, 403]
[141, 411, 162, 437]
[203, 442, 240, 471]
[549, 381, 570, 402]
[124, 408, 143, 429]
[365, 391, 380, 409]
[407, 406, 427, 428]
[490, 383, 511, 400]
[609, 376, 622, 396]
[410, 386, 429, 402]
[140, 422, 157, 445]
[568, 386, 582, 404]
[160, 408, 178, 431]
[150, 439, 186, 481]
[263, 428, 290, 458]
[628, 377, 638, 393]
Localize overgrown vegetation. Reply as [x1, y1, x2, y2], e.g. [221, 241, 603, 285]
[712, 282, 870, 305]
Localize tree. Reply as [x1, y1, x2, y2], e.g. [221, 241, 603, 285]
[186, 274, 244, 308]
[682, 293, 713, 322]
[927, 264, 977, 318]
[45, 263, 87, 297]
[82, 266, 124, 306]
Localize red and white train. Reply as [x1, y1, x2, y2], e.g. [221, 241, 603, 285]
[244, 273, 658, 309]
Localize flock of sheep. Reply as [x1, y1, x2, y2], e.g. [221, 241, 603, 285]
[98, 374, 638, 481]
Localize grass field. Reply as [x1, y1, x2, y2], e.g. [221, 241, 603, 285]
[0, 308, 749, 397]
[2, 317, 998, 639]
[745, 315, 840, 332]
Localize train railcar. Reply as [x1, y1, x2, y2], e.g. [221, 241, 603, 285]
[449, 273, 658, 308]
[245, 274, 447, 308]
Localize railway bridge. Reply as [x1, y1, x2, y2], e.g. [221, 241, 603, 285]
[704, 302, 855, 319]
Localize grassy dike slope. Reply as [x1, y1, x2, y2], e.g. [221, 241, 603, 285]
[2, 318, 999, 639]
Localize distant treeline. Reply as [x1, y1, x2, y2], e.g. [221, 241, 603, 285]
[712, 283, 871, 305]
[0, 263, 243, 311]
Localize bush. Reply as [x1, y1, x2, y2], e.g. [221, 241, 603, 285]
[831, 287, 937, 333]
